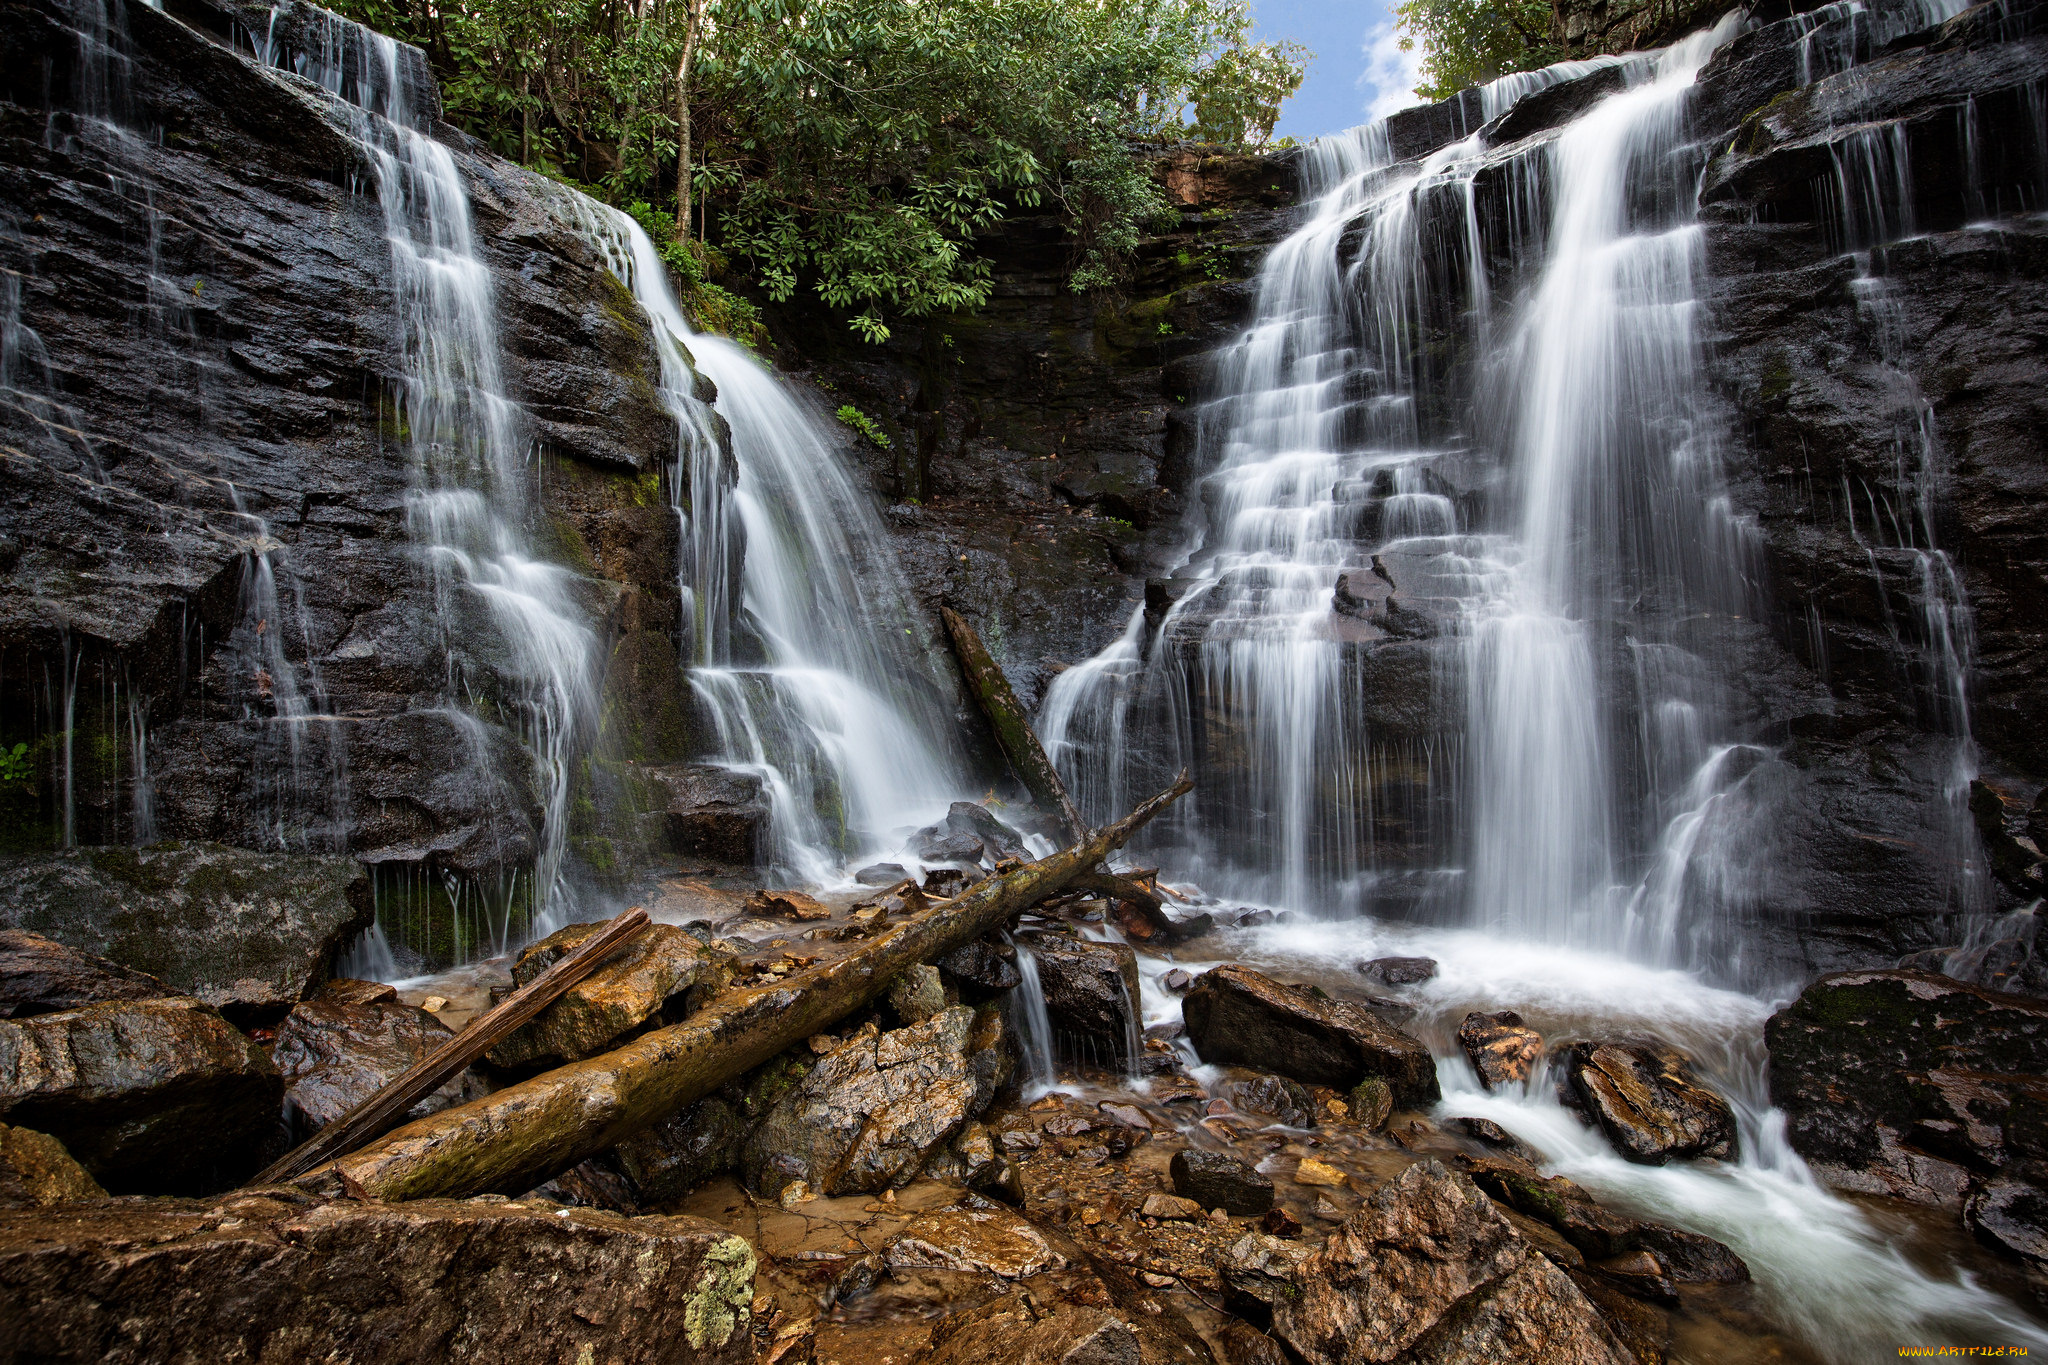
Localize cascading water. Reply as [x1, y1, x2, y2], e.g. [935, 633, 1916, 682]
[260, 5, 601, 946]
[561, 200, 969, 881]
[1049, 0, 2043, 1356]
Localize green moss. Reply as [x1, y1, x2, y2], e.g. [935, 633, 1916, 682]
[682, 1234, 757, 1349]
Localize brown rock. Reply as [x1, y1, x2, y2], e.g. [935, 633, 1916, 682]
[0, 1123, 105, 1207]
[312, 977, 400, 1008]
[1561, 1040, 1737, 1165]
[1231, 1072, 1317, 1128]
[1567, 1269, 1672, 1365]
[0, 997, 279, 1194]
[1462, 1155, 1642, 1259]
[1450, 1115, 1540, 1161]
[746, 889, 831, 921]
[920, 1300, 1143, 1365]
[1266, 1160, 1631, 1365]
[487, 921, 727, 1071]
[1171, 1147, 1274, 1215]
[882, 1204, 1066, 1278]
[646, 764, 769, 864]
[741, 1007, 982, 1197]
[1142, 1193, 1207, 1221]
[1590, 1250, 1679, 1305]
[271, 995, 459, 1138]
[1456, 1010, 1545, 1090]
[1294, 1158, 1348, 1188]
[0, 929, 167, 1018]
[0, 1192, 758, 1364]
[887, 963, 948, 1024]
[1348, 1078, 1394, 1131]
[1031, 936, 1143, 1063]
[1182, 966, 1438, 1107]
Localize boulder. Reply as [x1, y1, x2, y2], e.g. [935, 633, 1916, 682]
[0, 930, 168, 1018]
[0, 997, 280, 1194]
[854, 862, 909, 886]
[313, 978, 399, 1008]
[911, 827, 988, 863]
[1357, 956, 1437, 987]
[1460, 1153, 1747, 1281]
[887, 963, 948, 1024]
[0, 1123, 105, 1208]
[1143, 1193, 1208, 1221]
[882, 1203, 1066, 1278]
[1964, 1165, 2048, 1268]
[744, 889, 831, 921]
[1561, 1040, 1737, 1164]
[1457, 1010, 1545, 1091]
[936, 938, 1022, 995]
[1030, 936, 1142, 1062]
[1182, 966, 1439, 1106]
[0, 844, 371, 1025]
[1170, 1146, 1274, 1215]
[741, 1005, 988, 1197]
[486, 921, 729, 1071]
[0, 1191, 758, 1364]
[611, 1096, 749, 1205]
[1347, 1078, 1394, 1131]
[644, 764, 769, 864]
[944, 802, 1030, 861]
[1450, 1116, 1540, 1162]
[1766, 969, 2048, 1204]
[1230, 1072, 1318, 1128]
[1257, 1160, 1632, 1365]
[271, 995, 460, 1138]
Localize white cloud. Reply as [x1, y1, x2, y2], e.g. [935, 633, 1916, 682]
[1357, 19, 1425, 123]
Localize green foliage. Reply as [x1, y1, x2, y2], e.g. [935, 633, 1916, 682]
[0, 743, 31, 787]
[835, 404, 892, 448]
[329, 0, 1304, 341]
[1395, 0, 1560, 102]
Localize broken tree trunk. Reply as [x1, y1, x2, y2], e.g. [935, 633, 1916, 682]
[253, 908, 652, 1185]
[940, 605, 1084, 842]
[321, 775, 1193, 1202]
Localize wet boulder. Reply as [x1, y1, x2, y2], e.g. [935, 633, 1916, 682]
[486, 921, 730, 1071]
[1457, 1010, 1545, 1091]
[0, 997, 280, 1193]
[1229, 1072, 1318, 1128]
[611, 1096, 750, 1205]
[1766, 969, 2048, 1205]
[1561, 1039, 1737, 1165]
[0, 930, 170, 1019]
[0, 1191, 759, 1364]
[1965, 1164, 2048, 1272]
[644, 764, 769, 864]
[271, 995, 460, 1138]
[936, 937, 1021, 997]
[1460, 1152, 1747, 1281]
[881, 1203, 1066, 1278]
[1357, 956, 1437, 987]
[1029, 936, 1142, 1063]
[1255, 1160, 1632, 1365]
[854, 862, 909, 886]
[741, 1005, 989, 1197]
[744, 889, 831, 921]
[910, 826, 988, 863]
[1182, 965, 1439, 1107]
[920, 1300, 1144, 1365]
[1170, 1146, 1274, 1215]
[944, 802, 1030, 860]
[0, 1123, 105, 1208]
[886, 963, 948, 1024]
[0, 844, 371, 1026]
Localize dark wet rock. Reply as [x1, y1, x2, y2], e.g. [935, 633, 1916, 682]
[0, 1123, 106, 1208]
[920, 1299, 1143, 1365]
[0, 996, 279, 1194]
[1567, 1268, 1674, 1365]
[1554, 0, 1723, 57]
[1218, 1323, 1290, 1365]
[937, 938, 1022, 996]
[1162, 969, 1193, 994]
[1347, 1077, 1394, 1132]
[643, 765, 768, 865]
[271, 995, 459, 1139]
[855, 862, 910, 886]
[1182, 965, 1439, 1107]
[741, 1006, 989, 1197]
[1561, 1039, 1737, 1165]
[487, 921, 729, 1072]
[1588, 1249, 1679, 1306]
[1768, 969, 2048, 1205]
[1356, 956, 1437, 987]
[610, 1096, 749, 1206]
[1451, 1115, 1541, 1162]
[0, 845, 370, 1025]
[1964, 1164, 2048, 1269]
[1461, 1156, 1644, 1260]
[1251, 1159, 1632, 1365]
[1230, 1073, 1318, 1128]
[1030, 936, 1142, 1062]
[0, 1191, 758, 1364]
[1170, 1147, 1274, 1216]
[912, 827, 988, 863]
[1457, 1010, 1545, 1091]
[923, 867, 972, 896]
[944, 802, 1030, 860]
[1631, 1223, 1750, 1285]
[0, 929, 168, 1018]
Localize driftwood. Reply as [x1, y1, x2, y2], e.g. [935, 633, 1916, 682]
[940, 605, 1085, 843]
[253, 908, 652, 1185]
[321, 776, 1194, 1202]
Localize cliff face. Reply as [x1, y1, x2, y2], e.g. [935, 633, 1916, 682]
[0, 0, 718, 917]
[761, 150, 1300, 717]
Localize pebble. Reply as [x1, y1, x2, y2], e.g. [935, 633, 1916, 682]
[1296, 1157, 1349, 1188]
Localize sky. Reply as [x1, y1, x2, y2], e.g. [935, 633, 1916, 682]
[1249, 0, 1426, 144]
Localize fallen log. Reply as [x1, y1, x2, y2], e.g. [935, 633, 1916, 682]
[940, 605, 1085, 843]
[252, 908, 651, 1185]
[322, 775, 1193, 1202]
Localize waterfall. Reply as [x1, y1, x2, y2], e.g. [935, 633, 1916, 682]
[1008, 937, 1060, 1094]
[561, 200, 969, 882]
[263, 4, 599, 940]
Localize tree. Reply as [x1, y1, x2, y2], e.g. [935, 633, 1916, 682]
[1394, 0, 1559, 103]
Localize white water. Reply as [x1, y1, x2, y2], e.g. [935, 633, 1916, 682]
[561, 201, 969, 882]
[268, 5, 600, 943]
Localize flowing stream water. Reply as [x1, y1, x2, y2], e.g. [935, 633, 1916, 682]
[1045, 3, 2042, 1359]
